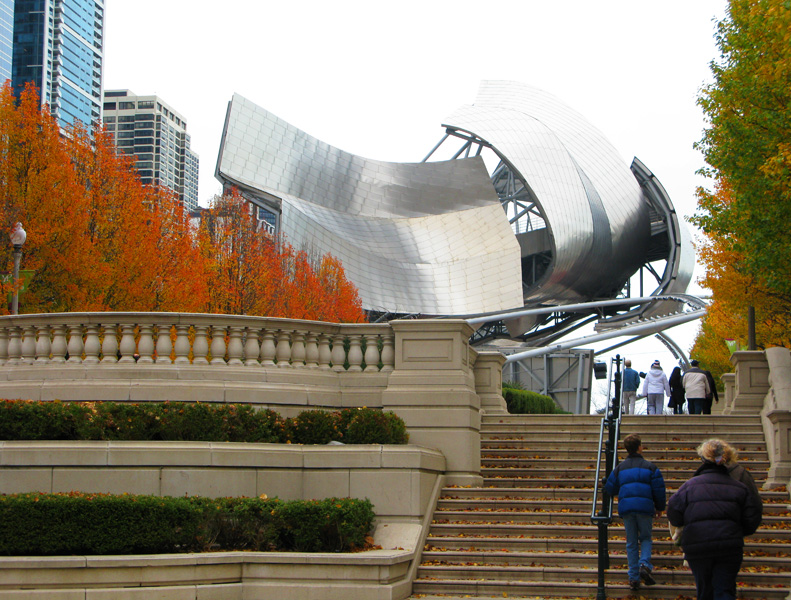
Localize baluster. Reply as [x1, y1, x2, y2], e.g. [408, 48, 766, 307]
[317, 333, 332, 370]
[227, 326, 244, 366]
[67, 325, 84, 364]
[210, 326, 227, 365]
[363, 333, 380, 371]
[155, 324, 173, 364]
[245, 328, 261, 367]
[168, 325, 191, 365]
[0, 328, 9, 365]
[51, 325, 67, 363]
[82, 325, 100, 364]
[191, 325, 208, 365]
[100, 325, 118, 364]
[291, 331, 306, 367]
[275, 330, 292, 367]
[331, 333, 346, 372]
[6, 327, 21, 365]
[118, 325, 137, 363]
[305, 332, 319, 368]
[347, 334, 363, 372]
[259, 328, 276, 366]
[21, 325, 36, 364]
[380, 333, 395, 372]
[137, 324, 155, 364]
[34, 326, 51, 364]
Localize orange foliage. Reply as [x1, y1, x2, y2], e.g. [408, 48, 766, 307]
[0, 81, 207, 313]
[198, 190, 365, 322]
[691, 179, 791, 382]
[0, 82, 365, 322]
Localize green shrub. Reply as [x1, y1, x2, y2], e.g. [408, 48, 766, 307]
[286, 410, 340, 444]
[0, 492, 374, 555]
[272, 497, 375, 552]
[0, 401, 407, 445]
[343, 408, 409, 444]
[503, 388, 568, 414]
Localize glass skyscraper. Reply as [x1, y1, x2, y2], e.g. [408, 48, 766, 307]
[103, 90, 200, 212]
[12, 0, 103, 129]
[0, 0, 12, 82]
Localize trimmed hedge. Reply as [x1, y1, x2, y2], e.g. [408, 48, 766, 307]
[0, 492, 375, 555]
[0, 401, 408, 445]
[501, 386, 568, 414]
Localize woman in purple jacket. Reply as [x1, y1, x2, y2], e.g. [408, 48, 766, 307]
[667, 439, 762, 600]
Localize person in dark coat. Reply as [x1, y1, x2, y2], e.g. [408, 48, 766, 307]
[703, 366, 720, 413]
[668, 366, 685, 414]
[605, 433, 666, 590]
[667, 439, 762, 600]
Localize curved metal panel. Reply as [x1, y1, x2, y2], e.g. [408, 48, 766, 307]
[443, 81, 650, 302]
[216, 94, 523, 315]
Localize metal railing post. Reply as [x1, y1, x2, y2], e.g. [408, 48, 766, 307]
[594, 354, 622, 599]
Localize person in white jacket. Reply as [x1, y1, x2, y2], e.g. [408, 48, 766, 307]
[641, 360, 671, 415]
[683, 359, 712, 414]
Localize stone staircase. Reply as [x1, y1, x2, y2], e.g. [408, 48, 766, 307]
[411, 414, 791, 599]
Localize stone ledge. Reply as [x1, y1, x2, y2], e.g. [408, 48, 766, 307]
[0, 551, 414, 600]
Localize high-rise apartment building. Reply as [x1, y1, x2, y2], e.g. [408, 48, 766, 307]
[0, 0, 12, 82]
[11, 0, 103, 129]
[103, 90, 200, 211]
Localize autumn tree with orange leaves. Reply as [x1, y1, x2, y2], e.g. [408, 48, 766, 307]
[198, 190, 364, 322]
[690, 181, 791, 384]
[0, 82, 364, 322]
[0, 81, 207, 313]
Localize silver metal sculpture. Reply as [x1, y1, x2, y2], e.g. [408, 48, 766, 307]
[215, 81, 696, 342]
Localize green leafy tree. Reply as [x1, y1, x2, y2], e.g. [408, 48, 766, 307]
[693, 0, 791, 297]
[691, 0, 791, 362]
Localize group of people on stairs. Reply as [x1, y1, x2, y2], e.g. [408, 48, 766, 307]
[621, 358, 719, 415]
[605, 434, 763, 599]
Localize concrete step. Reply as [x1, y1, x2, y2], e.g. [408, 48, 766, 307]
[482, 415, 762, 426]
[413, 565, 789, 597]
[433, 509, 791, 527]
[480, 457, 772, 471]
[424, 536, 791, 556]
[480, 467, 771, 482]
[482, 440, 770, 452]
[440, 485, 791, 504]
[412, 576, 788, 600]
[428, 521, 791, 541]
[418, 551, 791, 574]
[436, 497, 791, 515]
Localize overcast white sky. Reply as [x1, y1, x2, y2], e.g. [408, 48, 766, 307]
[103, 1, 729, 406]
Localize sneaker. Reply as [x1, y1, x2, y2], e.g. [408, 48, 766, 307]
[640, 564, 656, 585]
[629, 580, 641, 591]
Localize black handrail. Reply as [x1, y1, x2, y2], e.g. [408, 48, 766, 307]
[590, 354, 623, 600]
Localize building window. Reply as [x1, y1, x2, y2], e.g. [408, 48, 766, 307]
[119, 101, 135, 110]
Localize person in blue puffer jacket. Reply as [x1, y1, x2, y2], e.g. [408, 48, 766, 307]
[605, 433, 667, 591]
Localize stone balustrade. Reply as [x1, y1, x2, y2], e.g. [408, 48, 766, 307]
[0, 312, 394, 371]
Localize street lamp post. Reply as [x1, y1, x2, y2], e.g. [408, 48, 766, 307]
[10, 223, 26, 315]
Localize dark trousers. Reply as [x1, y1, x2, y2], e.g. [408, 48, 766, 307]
[686, 553, 742, 600]
[689, 397, 706, 414]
